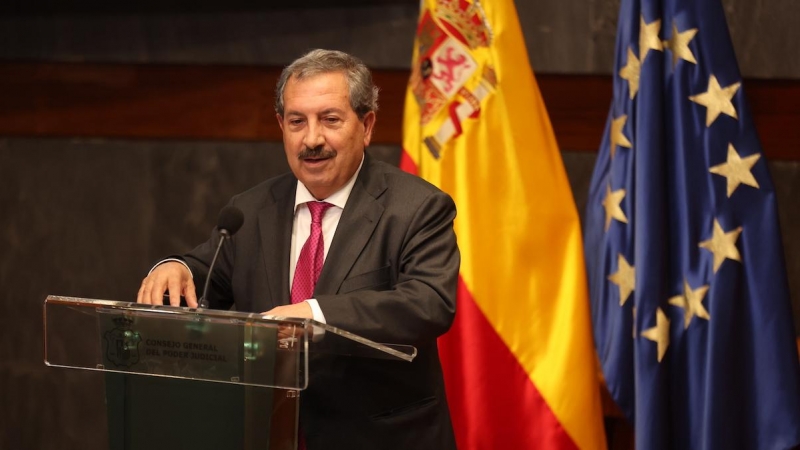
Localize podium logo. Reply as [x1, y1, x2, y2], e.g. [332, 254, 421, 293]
[104, 317, 142, 368]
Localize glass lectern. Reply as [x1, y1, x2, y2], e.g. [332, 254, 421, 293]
[43, 295, 416, 450]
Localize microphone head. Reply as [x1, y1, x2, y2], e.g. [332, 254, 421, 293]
[217, 206, 244, 237]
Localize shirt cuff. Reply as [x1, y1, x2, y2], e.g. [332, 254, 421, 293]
[305, 299, 327, 324]
[148, 258, 193, 279]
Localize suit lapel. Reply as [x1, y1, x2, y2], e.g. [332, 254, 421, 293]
[316, 159, 386, 295]
[257, 176, 296, 309]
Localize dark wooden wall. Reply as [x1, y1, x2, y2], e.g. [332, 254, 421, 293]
[1, 64, 798, 160]
[1, 2, 798, 449]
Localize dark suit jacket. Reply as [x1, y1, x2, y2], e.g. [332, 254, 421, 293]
[183, 155, 459, 450]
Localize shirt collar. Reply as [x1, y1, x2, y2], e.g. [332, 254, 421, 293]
[294, 154, 364, 212]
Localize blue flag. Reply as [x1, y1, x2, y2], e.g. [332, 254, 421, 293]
[583, 0, 800, 448]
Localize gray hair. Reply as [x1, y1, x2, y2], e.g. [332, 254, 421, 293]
[274, 49, 379, 119]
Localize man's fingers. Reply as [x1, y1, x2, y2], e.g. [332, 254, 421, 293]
[148, 275, 166, 305]
[184, 278, 198, 308]
[167, 279, 182, 306]
[140, 278, 156, 304]
[136, 280, 146, 304]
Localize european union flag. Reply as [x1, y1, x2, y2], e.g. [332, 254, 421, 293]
[583, 0, 800, 448]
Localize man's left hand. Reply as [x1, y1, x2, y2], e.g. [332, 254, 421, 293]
[262, 302, 313, 319]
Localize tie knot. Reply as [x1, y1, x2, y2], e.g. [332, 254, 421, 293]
[307, 201, 332, 224]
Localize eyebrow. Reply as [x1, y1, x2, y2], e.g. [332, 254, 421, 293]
[319, 108, 346, 116]
[284, 107, 346, 117]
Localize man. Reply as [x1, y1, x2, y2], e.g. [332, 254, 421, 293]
[137, 49, 459, 450]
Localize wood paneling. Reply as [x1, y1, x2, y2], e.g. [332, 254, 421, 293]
[0, 62, 797, 160]
[1, 0, 418, 15]
[0, 63, 279, 141]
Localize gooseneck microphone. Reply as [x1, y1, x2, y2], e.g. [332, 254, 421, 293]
[198, 205, 244, 309]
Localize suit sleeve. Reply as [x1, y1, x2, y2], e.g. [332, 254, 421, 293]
[314, 190, 459, 345]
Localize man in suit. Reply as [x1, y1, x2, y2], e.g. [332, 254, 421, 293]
[137, 49, 459, 450]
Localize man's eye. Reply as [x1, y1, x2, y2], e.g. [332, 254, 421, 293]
[324, 117, 340, 124]
[290, 119, 305, 126]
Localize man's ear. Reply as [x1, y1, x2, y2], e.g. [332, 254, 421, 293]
[276, 113, 284, 132]
[362, 111, 376, 146]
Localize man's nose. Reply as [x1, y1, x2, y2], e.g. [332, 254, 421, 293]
[302, 121, 325, 149]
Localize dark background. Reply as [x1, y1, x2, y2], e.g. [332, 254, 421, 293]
[0, 1, 797, 449]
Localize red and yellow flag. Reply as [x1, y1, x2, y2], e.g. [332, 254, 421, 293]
[401, 0, 606, 448]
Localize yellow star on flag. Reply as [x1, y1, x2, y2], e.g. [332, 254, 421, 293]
[610, 115, 633, 159]
[608, 254, 636, 306]
[663, 22, 698, 67]
[619, 47, 641, 99]
[602, 184, 628, 231]
[639, 16, 664, 62]
[689, 75, 741, 127]
[641, 307, 670, 362]
[668, 278, 710, 329]
[709, 143, 761, 197]
[699, 219, 743, 273]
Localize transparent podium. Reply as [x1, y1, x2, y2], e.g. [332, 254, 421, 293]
[43, 295, 416, 450]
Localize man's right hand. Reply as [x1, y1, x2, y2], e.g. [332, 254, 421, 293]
[136, 262, 198, 307]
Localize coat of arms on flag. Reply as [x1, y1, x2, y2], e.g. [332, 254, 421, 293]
[410, 0, 496, 158]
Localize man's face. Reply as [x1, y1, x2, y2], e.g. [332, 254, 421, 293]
[277, 71, 376, 200]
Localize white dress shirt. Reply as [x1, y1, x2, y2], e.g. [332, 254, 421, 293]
[290, 156, 363, 323]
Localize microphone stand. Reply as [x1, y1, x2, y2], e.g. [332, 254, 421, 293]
[197, 229, 231, 309]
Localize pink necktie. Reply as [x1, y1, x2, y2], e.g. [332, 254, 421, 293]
[291, 201, 333, 304]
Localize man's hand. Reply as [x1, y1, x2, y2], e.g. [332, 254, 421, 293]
[263, 302, 314, 341]
[262, 302, 313, 319]
[137, 262, 197, 307]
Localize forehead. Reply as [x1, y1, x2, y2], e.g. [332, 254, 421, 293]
[283, 72, 352, 113]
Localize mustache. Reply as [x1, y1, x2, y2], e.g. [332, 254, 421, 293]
[298, 146, 336, 160]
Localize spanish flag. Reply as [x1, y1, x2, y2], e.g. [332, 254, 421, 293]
[401, 0, 606, 448]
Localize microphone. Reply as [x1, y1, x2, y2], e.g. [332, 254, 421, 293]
[198, 206, 244, 309]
